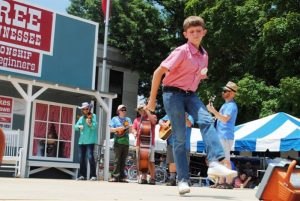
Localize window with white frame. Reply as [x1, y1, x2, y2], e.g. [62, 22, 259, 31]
[31, 101, 74, 160]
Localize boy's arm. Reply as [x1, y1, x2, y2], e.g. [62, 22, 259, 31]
[146, 66, 168, 112]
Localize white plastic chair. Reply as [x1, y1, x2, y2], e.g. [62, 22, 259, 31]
[0, 129, 23, 177]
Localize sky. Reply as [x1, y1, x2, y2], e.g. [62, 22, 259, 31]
[24, 0, 71, 13]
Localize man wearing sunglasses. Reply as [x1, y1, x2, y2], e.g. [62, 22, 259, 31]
[206, 81, 238, 189]
[109, 104, 132, 182]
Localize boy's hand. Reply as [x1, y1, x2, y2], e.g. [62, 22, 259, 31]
[146, 98, 156, 112]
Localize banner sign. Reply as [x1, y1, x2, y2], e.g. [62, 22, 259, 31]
[0, 0, 54, 54]
[0, 96, 13, 130]
[0, 43, 41, 76]
[0, 0, 98, 89]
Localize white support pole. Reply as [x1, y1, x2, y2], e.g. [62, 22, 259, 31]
[95, 96, 104, 147]
[101, 0, 110, 92]
[20, 84, 32, 178]
[96, 106, 102, 179]
[104, 98, 112, 181]
[10, 80, 49, 178]
[96, 92, 109, 112]
[94, 92, 114, 181]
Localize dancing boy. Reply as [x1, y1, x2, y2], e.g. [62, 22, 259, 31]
[146, 16, 237, 195]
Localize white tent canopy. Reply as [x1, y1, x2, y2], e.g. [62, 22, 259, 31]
[234, 112, 300, 152]
[107, 126, 203, 153]
[106, 112, 300, 154]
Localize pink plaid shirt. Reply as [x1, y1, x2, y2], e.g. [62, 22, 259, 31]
[161, 42, 208, 92]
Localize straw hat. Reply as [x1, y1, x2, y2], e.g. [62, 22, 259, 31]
[223, 81, 238, 92]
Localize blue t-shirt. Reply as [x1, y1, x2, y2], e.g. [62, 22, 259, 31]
[216, 100, 238, 140]
[109, 116, 132, 145]
[160, 114, 194, 150]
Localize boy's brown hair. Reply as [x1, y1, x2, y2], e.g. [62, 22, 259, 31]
[183, 16, 205, 31]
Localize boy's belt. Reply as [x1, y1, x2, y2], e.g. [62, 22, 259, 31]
[163, 86, 194, 95]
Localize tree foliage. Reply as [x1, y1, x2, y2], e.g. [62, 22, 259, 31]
[184, 0, 300, 121]
[68, 0, 300, 122]
[278, 77, 300, 117]
[69, 0, 169, 73]
[234, 74, 280, 123]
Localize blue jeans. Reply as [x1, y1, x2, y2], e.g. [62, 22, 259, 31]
[163, 92, 225, 181]
[78, 144, 96, 178]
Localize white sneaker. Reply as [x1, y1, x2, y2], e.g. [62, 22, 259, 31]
[77, 176, 85, 180]
[178, 180, 190, 195]
[90, 177, 97, 181]
[207, 162, 237, 177]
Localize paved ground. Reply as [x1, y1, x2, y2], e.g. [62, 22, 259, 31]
[0, 178, 259, 201]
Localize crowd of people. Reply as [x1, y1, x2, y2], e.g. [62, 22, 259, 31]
[74, 97, 258, 189]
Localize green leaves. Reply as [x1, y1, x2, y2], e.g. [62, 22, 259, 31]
[185, 0, 300, 121]
[108, 0, 168, 72]
[235, 74, 300, 122]
[279, 77, 300, 117]
[67, 0, 300, 121]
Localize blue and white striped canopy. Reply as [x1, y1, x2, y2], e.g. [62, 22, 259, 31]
[112, 112, 299, 153]
[190, 112, 300, 153]
[234, 112, 300, 152]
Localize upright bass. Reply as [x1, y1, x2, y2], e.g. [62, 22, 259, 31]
[137, 119, 152, 174]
